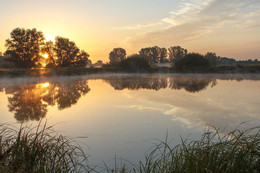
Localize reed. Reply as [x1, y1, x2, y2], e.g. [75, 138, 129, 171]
[0, 121, 93, 173]
[137, 126, 260, 173]
[0, 123, 259, 173]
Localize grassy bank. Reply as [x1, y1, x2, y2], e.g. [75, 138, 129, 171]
[0, 122, 92, 173]
[1, 64, 260, 78]
[0, 123, 259, 172]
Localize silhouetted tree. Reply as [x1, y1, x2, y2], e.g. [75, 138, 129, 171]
[109, 48, 126, 64]
[139, 46, 167, 63]
[205, 52, 218, 66]
[41, 41, 56, 67]
[54, 37, 89, 67]
[3, 50, 20, 67]
[158, 47, 167, 63]
[74, 50, 90, 67]
[119, 54, 150, 72]
[5, 28, 45, 68]
[217, 57, 236, 65]
[174, 53, 211, 72]
[168, 46, 187, 62]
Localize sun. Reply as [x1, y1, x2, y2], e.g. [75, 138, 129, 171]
[42, 82, 50, 88]
[42, 54, 49, 59]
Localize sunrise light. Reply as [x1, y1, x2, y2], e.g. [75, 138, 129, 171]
[42, 54, 49, 59]
[42, 82, 50, 88]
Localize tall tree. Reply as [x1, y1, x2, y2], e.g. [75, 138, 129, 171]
[41, 41, 55, 67]
[74, 50, 90, 67]
[5, 28, 45, 68]
[139, 46, 167, 63]
[109, 48, 126, 64]
[54, 37, 89, 67]
[205, 52, 218, 66]
[168, 46, 187, 62]
[174, 53, 210, 72]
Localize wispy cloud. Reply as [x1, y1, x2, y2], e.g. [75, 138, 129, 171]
[114, 22, 163, 30]
[123, 0, 260, 58]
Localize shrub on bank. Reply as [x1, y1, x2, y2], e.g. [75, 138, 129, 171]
[119, 54, 151, 72]
[173, 53, 211, 72]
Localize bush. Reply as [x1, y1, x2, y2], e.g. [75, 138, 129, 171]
[119, 54, 150, 72]
[174, 53, 211, 72]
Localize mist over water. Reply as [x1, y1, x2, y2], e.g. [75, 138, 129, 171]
[0, 73, 260, 167]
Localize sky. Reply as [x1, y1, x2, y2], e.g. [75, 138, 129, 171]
[0, 0, 260, 62]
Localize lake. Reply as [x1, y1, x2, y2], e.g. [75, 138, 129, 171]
[0, 73, 260, 168]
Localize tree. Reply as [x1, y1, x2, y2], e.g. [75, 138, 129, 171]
[109, 48, 126, 64]
[119, 54, 150, 72]
[5, 28, 45, 68]
[174, 53, 210, 72]
[168, 46, 187, 62]
[54, 37, 89, 67]
[205, 52, 218, 66]
[74, 50, 90, 67]
[3, 50, 20, 66]
[139, 46, 167, 63]
[41, 41, 56, 67]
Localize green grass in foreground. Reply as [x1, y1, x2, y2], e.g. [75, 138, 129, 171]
[0, 122, 93, 173]
[0, 123, 259, 173]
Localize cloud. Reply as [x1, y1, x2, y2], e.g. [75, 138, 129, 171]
[124, 0, 260, 55]
[124, 80, 260, 132]
[114, 22, 163, 30]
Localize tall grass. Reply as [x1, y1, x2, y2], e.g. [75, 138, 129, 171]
[0, 123, 259, 173]
[0, 122, 93, 173]
[102, 126, 260, 173]
[137, 126, 260, 173]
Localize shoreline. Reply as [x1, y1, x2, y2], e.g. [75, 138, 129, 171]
[1, 64, 260, 78]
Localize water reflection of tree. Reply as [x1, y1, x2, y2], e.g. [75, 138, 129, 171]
[106, 77, 216, 92]
[169, 78, 217, 93]
[107, 77, 168, 91]
[5, 80, 90, 122]
[6, 85, 48, 122]
[43, 81, 90, 110]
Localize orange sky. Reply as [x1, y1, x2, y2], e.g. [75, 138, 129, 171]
[0, 0, 260, 62]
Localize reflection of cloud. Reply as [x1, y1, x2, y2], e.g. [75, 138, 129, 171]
[125, 79, 260, 132]
[124, 0, 260, 54]
[119, 105, 164, 112]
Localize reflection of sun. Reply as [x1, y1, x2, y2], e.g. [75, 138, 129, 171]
[42, 54, 49, 59]
[42, 82, 50, 88]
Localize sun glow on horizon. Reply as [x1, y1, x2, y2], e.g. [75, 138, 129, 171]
[42, 54, 49, 59]
[42, 82, 50, 88]
[45, 35, 56, 43]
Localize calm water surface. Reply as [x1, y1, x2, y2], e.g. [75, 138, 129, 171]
[0, 74, 260, 167]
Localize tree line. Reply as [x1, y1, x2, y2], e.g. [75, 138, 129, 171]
[108, 46, 260, 72]
[108, 47, 212, 72]
[3, 28, 89, 68]
[2, 27, 259, 70]
[108, 46, 188, 64]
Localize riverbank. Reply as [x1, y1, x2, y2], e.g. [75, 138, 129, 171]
[0, 123, 259, 172]
[1, 64, 260, 77]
